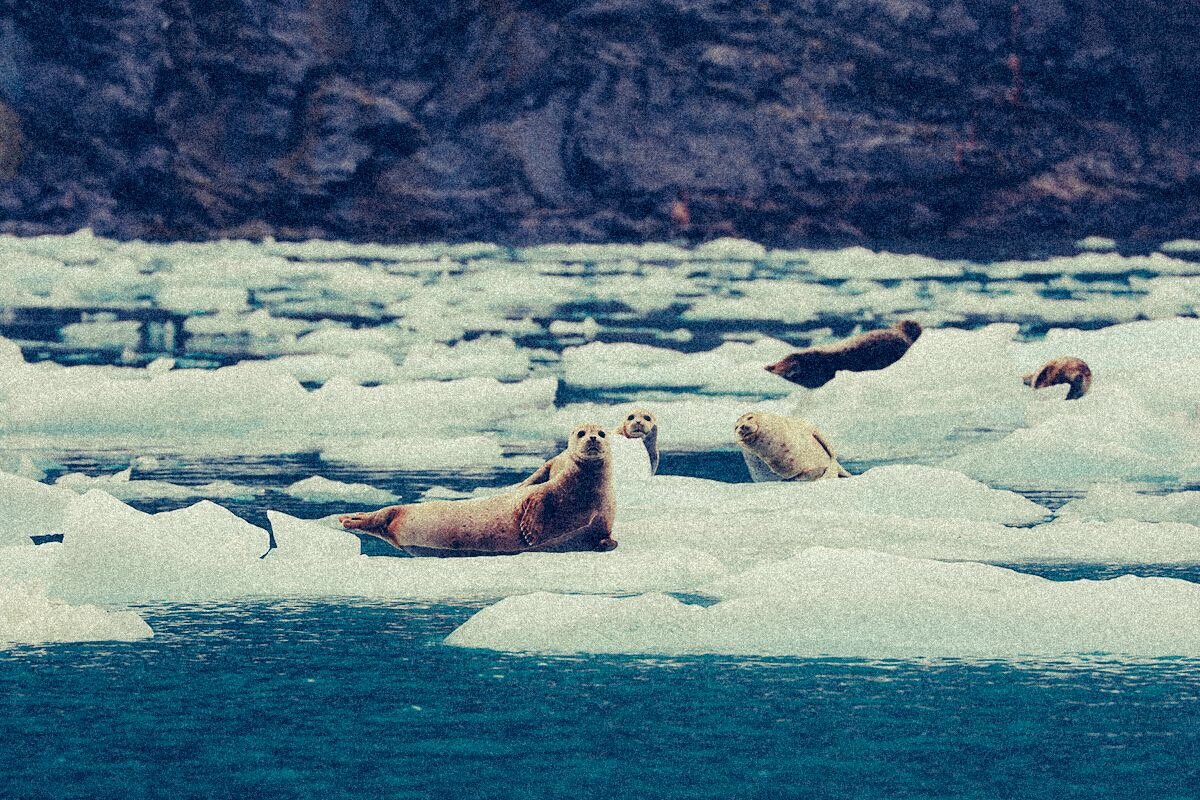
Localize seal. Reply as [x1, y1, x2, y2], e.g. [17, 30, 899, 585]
[734, 411, 850, 482]
[616, 408, 660, 476]
[765, 320, 923, 388]
[1023, 357, 1092, 400]
[340, 424, 616, 556]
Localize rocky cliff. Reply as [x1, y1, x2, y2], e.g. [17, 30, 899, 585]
[0, 0, 1197, 249]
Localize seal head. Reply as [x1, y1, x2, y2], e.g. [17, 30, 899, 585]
[617, 408, 660, 475]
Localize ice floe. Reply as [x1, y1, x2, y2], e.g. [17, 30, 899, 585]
[55, 468, 263, 501]
[283, 476, 398, 505]
[446, 548, 1200, 658]
[0, 580, 152, 647]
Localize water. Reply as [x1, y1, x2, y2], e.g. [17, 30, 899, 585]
[3, 236, 1200, 795]
[6, 600, 1200, 800]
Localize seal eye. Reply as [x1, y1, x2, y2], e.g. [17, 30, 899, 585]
[576, 431, 585, 438]
[643, 416, 651, 422]
[627, 414, 635, 421]
[598, 430, 606, 438]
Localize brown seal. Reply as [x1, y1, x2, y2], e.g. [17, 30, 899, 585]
[1023, 357, 1092, 400]
[734, 411, 851, 481]
[340, 424, 616, 556]
[765, 320, 923, 388]
[616, 408, 660, 476]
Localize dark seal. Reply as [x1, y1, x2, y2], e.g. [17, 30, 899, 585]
[1023, 357, 1092, 400]
[765, 320, 923, 388]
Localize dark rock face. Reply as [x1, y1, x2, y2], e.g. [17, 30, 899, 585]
[0, 0, 1198, 248]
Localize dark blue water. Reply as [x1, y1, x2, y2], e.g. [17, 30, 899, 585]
[5, 600, 1200, 800]
[5, 261, 1200, 797]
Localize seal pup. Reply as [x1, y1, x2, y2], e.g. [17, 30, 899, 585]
[734, 411, 850, 482]
[615, 408, 660, 477]
[341, 424, 616, 556]
[765, 320, 923, 388]
[1023, 357, 1092, 400]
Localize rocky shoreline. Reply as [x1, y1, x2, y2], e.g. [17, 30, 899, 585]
[0, 0, 1197, 249]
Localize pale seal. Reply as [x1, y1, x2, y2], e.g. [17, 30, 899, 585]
[765, 320, 923, 388]
[616, 408, 659, 477]
[1023, 356, 1092, 400]
[341, 424, 616, 556]
[734, 411, 850, 482]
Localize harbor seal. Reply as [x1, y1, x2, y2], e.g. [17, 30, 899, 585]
[734, 411, 850, 482]
[616, 408, 660, 477]
[341, 424, 616, 556]
[1024, 357, 1092, 400]
[765, 320, 923, 388]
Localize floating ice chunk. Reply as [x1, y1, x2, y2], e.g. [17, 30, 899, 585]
[319, 435, 506, 469]
[287, 325, 411, 356]
[944, 397, 1198, 487]
[265, 511, 362, 562]
[561, 338, 793, 395]
[800, 247, 969, 279]
[398, 337, 531, 381]
[157, 285, 248, 313]
[268, 351, 401, 385]
[691, 238, 767, 261]
[1058, 485, 1200, 526]
[183, 309, 312, 338]
[60, 320, 141, 349]
[301, 377, 556, 437]
[0, 362, 311, 435]
[0, 336, 24, 366]
[617, 508, 1200, 569]
[283, 476, 398, 505]
[0, 453, 48, 481]
[1160, 239, 1200, 254]
[1075, 236, 1117, 252]
[0, 471, 76, 546]
[622, 466, 1046, 526]
[55, 470, 263, 501]
[0, 580, 152, 647]
[548, 317, 601, 339]
[49, 492, 270, 603]
[447, 548, 1200, 657]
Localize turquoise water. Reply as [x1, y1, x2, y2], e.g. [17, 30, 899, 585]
[6, 598, 1200, 799]
[3, 239, 1200, 796]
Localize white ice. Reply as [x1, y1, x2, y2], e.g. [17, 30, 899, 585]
[0, 579, 152, 647]
[283, 476, 398, 505]
[446, 548, 1200, 658]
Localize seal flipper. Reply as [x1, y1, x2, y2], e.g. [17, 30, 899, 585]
[515, 492, 549, 547]
[742, 450, 784, 482]
[517, 459, 554, 487]
[642, 427, 660, 476]
[811, 430, 852, 478]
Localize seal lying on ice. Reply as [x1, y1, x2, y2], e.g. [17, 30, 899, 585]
[1023, 357, 1092, 400]
[765, 320, 923, 388]
[341, 424, 616, 556]
[734, 411, 850, 482]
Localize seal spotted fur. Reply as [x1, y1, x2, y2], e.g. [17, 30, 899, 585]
[342, 424, 616, 556]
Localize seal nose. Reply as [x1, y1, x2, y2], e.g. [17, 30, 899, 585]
[736, 424, 749, 436]
[765, 362, 781, 374]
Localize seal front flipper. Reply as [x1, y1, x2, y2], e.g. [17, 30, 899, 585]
[517, 459, 554, 488]
[811, 429, 852, 478]
[515, 491, 551, 547]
